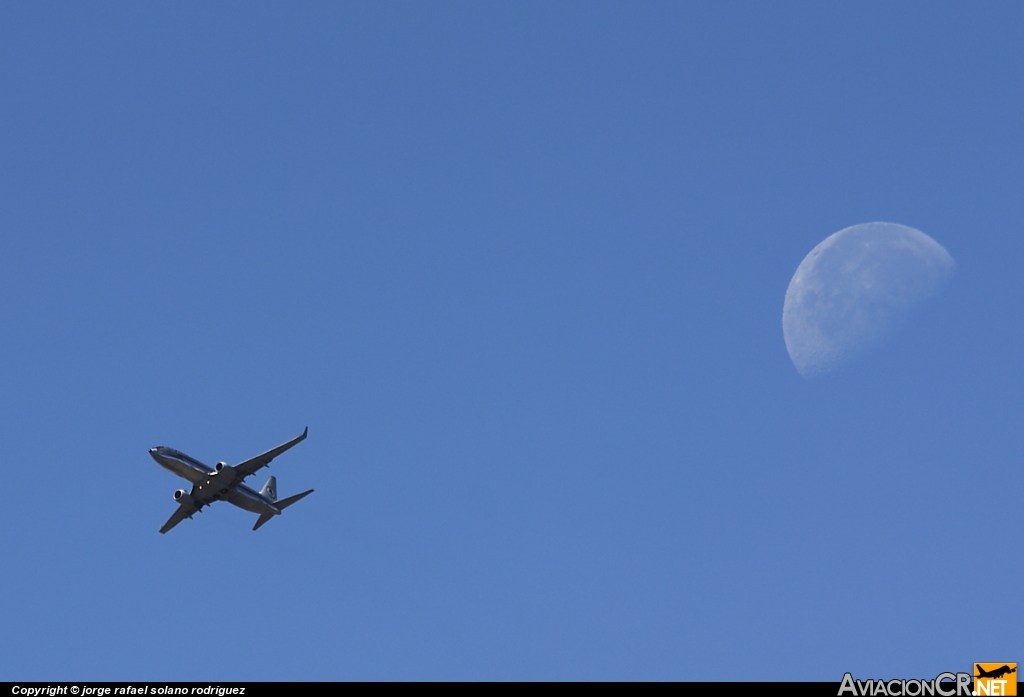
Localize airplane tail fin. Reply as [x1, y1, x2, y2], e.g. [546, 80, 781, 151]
[251, 488, 313, 531]
[260, 475, 278, 503]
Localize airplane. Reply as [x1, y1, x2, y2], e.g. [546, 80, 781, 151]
[149, 427, 314, 534]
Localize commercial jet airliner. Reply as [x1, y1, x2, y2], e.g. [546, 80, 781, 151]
[149, 428, 314, 533]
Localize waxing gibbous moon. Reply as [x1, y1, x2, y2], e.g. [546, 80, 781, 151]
[783, 222, 955, 377]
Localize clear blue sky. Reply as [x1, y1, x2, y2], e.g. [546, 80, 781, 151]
[1, 2, 1020, 681]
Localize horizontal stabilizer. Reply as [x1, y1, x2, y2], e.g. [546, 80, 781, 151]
[253, 511, 275, 531]
[275, 488, 314, 511]
[251, 489, 313, 531]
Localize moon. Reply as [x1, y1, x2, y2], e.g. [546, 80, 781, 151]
[783, 222, 955, 377]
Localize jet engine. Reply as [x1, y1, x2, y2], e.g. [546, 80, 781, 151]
[212, 461, 238, 485]
[173, 489, 196, 507]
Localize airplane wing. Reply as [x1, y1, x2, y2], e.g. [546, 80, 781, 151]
[233, 427, 308, 480]
[159, 501, 198, 534]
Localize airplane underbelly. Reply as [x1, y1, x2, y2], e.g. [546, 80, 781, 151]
[192, 479, 228, 505]
[225, 487, 273, 514]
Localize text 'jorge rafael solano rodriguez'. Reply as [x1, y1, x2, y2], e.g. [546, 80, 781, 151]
[11, 689, 245, 697]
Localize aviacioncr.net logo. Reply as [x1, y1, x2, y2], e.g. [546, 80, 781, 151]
[838, 672, 972, 697]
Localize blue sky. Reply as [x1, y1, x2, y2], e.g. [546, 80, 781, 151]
[1, 2, 1020, 681]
